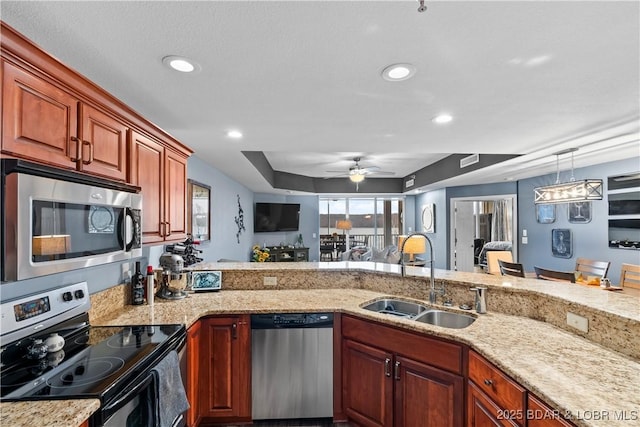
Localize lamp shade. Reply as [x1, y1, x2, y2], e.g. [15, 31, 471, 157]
[398, 235, 426, 255]
[349, 172, 365, 183]
[534, 179, 603, 204]
[336, 219, 352, 230]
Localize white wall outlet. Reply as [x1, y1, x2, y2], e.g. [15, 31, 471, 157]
[263, 276, 277, 287]
[312, 233, 317, 238]
[566, 312, 589, 333]
[122, 262, 131, 282]
[522, 236, 528, 244]
[522, 229, 527, 237]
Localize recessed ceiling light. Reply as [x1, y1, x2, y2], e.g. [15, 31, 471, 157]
[381, 63, 416, 81]
[162, 55, 199, 73]
[432, 114, 453, 124]
[226, 130, 243, 139]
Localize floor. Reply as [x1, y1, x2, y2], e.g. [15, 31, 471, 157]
[220, 419, 351, 427]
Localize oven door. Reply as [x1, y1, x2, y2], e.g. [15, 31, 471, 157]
[101, 372, 157, 427]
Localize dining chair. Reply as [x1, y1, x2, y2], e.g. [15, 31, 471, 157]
[485, 251, 513, 275]
[620, 263, 640, 289]
[534, 266, 576, 283]
[575, 257, 611, 279]
[498, 260, 526, 278]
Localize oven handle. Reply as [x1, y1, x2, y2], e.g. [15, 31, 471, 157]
[102, 371, 155, 415]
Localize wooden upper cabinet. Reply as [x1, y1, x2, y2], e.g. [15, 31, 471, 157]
[79, 103, 127, 181]
[130, 130, 187, 243]
[2, 60, 79, 169]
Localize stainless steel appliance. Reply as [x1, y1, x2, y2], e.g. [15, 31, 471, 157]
[157, 252, 188, 300]
[0, 282, 187, 427]
[1, 159, 142, 282]
[251, 313, 333, 420]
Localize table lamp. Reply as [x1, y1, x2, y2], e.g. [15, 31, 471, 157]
[336, 219, 352, 235]
[398, 235, 426, 264]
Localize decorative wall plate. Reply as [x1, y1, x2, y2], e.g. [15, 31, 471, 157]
[422, 204, 435, 233]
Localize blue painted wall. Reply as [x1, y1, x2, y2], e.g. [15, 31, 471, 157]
[415, 189, 447, 269]
[518, 157, 639, 284]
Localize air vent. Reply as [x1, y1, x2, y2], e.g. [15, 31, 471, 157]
[460, 154, 480, 168]
[405, 176, 415, 188]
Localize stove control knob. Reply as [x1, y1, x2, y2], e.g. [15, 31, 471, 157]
[74, 290, 85, 299]
[62, 291, 73, 302]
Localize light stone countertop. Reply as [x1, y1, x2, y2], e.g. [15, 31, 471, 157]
[0, 399, 100, 427]
[3, 263, 639, 427]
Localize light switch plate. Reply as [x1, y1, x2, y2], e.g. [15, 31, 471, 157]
[567, 312, 589, 333]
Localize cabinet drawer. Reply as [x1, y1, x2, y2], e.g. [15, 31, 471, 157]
[342, 315, 463, 374]
[468, 350, 526, 424]
[527, 394, 575, 427]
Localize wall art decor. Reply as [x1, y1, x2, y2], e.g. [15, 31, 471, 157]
[536, 204, 555, 224]
[421, 204, 435, 233]
[234, 194, 245, 244]
[551, 228, 572, 258]
[568, 201, 591, 224]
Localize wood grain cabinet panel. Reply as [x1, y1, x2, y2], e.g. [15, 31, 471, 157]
[341, 315, 464, 427]
[186, 321, 201, 427]
[467, 381, 519, 427]
[199, 315, 251, 424]
[79, 103, 127, 181]
[2, 60, 78, 169]
[130, 130, 187, 243]
[527, 394, 575, 427]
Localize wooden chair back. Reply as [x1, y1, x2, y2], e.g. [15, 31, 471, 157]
[498, 260, 525, 278]
[575, 257, 610, 279]
[534, 266, 576, 283]
[620, 263, 640, 289]
[486, 251, 513, 275]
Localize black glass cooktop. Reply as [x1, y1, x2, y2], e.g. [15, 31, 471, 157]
[0, 322, 184, 401]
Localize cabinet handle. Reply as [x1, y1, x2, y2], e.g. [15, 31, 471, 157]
[81, 140, 93, 165]
[394, 361, 401, 380]
[232, 323, 237, 339]
[165, 222, 171, 237]
[69, 136, 80, 162]
[484, 379, 493, 386]
[384, 358, 391, 377]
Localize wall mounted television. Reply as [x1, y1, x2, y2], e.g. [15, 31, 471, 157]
[254, 203, 300, 232]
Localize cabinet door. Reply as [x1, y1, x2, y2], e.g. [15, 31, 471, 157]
[2, 61, 78, 169]
[164, 149, 187, 241]
[186, 321, 201, 427]
[199, 316, 251, 423]
[467, 382, 518, 427]
[342, 339, 394, 427]
[130, 131, 165, 243]
[79, 103, 127, 181]
[395, 356, 464, 427]
[527, 395, 575, 427]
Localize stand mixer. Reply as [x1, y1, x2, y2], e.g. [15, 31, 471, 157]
[157, 252, 188, 300]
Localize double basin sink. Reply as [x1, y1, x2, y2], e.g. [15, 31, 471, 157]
[361, 298, 476, 329]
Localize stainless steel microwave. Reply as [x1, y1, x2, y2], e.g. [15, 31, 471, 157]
[1, 160, 142, 282]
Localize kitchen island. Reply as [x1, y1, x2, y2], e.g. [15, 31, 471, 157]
[2, 262, 638, 427]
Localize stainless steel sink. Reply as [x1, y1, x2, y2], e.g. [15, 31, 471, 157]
[413, 310, 476, 329]
[361, 299, 429, 319]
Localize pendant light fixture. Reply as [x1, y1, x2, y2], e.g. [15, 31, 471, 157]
[534, 148, 603, 205]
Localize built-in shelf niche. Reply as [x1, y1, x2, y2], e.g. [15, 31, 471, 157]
[607, 172, 640, 250]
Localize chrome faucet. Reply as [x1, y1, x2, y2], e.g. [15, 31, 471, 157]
[469, 287, 487, 314]
[399, 232, 443, 304]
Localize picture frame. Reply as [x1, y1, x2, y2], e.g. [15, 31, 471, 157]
[551, 228, 572, 258]
[187, 180, 211, 241]
[421, 204, 435, 233]
[536, 204, 555, 224]
[568, 201, 591, 223]
[188, 270, 222, 292]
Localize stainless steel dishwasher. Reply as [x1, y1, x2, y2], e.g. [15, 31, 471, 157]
[251, 313, 334, 420]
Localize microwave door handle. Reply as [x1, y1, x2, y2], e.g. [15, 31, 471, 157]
[117, 208, 137, 252]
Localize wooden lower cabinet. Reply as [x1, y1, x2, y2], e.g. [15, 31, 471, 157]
[198, 315, 251, 425]
[341, 316, 464, 427]
[468, 381, 519, 427]
[186, 321, 201, 427]
[527, 394, 575, 427]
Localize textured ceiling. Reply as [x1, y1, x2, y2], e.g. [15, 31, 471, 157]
[1, 1, 638, 194]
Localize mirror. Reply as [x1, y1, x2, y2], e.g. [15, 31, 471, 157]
[188, 180, 211, 241]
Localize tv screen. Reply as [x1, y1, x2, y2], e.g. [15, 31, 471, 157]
[254, 203, 300, 232]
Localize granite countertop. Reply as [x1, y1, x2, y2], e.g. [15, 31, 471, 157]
[3, 263, 639, 427]
[0, 399, 100, 427]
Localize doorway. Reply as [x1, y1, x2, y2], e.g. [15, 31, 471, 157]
[449, 195, 518, 272]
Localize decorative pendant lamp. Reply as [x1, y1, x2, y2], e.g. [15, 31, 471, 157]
[534, 148, 603, 205]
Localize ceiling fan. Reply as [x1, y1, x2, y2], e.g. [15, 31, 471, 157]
[326, 157, 395, 189]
